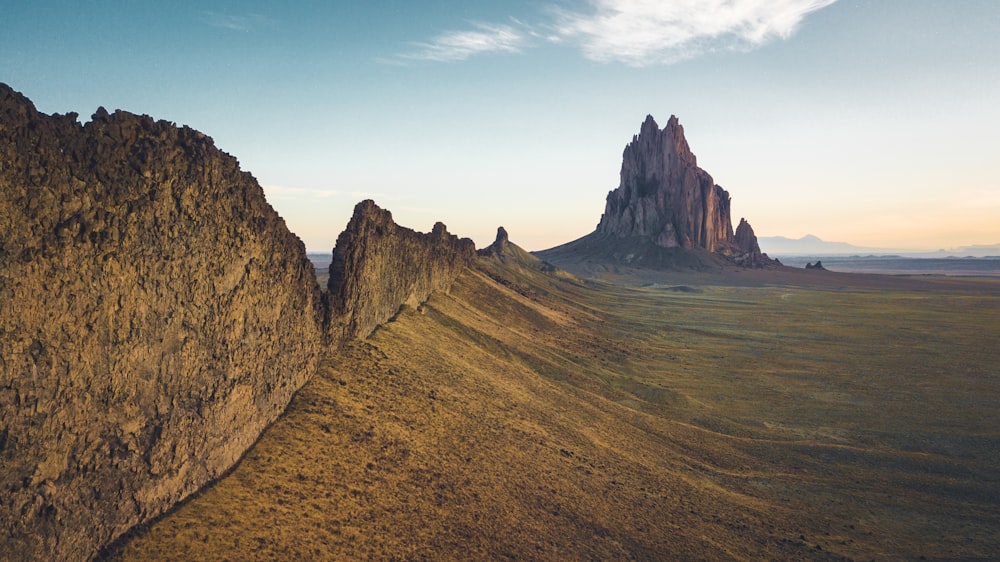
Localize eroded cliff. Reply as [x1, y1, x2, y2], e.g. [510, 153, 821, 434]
[326, 200, 476, 343]
[585, 114, 775, 268]
[598, 115, 735, 252]
[0, 84, 323, 561]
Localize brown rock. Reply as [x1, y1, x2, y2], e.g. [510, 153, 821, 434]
[733, 217, 775, 268]
[477, 226, 510, 259]
[597, 115, 735, 253]
[544, 114, 776, 269]
[325, 200, 476, 343]
[0, 83, 323, 561]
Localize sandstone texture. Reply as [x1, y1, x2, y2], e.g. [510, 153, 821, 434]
[326, 200, 475, 343]
[0, 84, 322, 561]
[579, 114, 775, 268]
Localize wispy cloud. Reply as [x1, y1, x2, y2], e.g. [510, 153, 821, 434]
[553, 0, 839, 66]
[398, 22, 528, 62]
[204, 11, 270, 33]
[393, 0, 837, 65]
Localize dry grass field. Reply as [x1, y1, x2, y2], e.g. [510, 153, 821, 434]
[105, 255, 1000, 560]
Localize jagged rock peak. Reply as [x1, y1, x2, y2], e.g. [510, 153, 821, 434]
[326, 200, 476, 343]
[734, 218, 757, 254]
[592, 114, 776, 268]
[633, 114, 696, 167]
[597, 114, 731, 253]
[733, 218, 766, 267]
[494, 226, 510, 249]
[478, 226, 510, 258]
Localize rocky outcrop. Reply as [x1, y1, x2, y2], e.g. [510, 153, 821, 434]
[478, 227, 510, 259]
[733, 218, 778, 267]
[0, 84, 323, 561]
[326, 200, 476, 343]
[592, 115, 775, 268]
[805, 261, 826, 271]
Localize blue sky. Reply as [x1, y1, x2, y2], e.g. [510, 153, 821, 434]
[3, 1, 998, 252]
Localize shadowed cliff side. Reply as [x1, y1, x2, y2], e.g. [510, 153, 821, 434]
[0, 84, 323, 561]
[326, 200, 476, 344]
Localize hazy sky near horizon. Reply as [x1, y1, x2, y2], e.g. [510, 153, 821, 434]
[3, 1, 998, 252]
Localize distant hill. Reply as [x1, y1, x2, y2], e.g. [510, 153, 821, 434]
[929, 243, 1000, 258]
[758, 235, 882, 256]
[761, 235, 1000, 257]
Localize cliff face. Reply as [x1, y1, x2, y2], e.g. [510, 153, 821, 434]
[0, 84, 323, 561]
[598, 115, 733, 252]
[326, 200, 476, 344]
[594, 115, 773, 267]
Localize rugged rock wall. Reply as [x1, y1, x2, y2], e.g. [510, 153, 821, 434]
[595, 115, 773, 267]
[326, 200, 476, 344]
[0, 84, 323, 561]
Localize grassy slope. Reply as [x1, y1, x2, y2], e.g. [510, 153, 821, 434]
[109, 254, 1000, 560]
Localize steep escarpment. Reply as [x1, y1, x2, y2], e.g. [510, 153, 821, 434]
[539, 115, 776, 269]
[0, 84, 323, 561]
[326, 199, 476, 344]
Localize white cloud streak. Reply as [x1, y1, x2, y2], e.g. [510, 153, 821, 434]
[398, 22, 528, 62]
[204, 12, 269, 33]
[553, 0, 839, 66]
[395, 0, 838, 65]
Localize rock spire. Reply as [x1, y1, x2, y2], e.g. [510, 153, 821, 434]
[595, 115, 772, 267]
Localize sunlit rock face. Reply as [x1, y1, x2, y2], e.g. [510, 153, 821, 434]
[596, 115, 773, 267]
[325, 199, 476, 344]
[0, 83, 323, 561]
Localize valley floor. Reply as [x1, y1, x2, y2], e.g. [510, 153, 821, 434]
[106, 260, 1000, 560]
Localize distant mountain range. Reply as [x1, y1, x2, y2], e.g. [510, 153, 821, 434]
[760, 235, 1000, 258]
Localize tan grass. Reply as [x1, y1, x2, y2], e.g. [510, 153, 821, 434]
[107, 262, 1000, 560]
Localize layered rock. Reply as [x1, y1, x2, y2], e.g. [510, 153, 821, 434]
[326, 200, 476, 343]
[593, 115, 774, 267]
[0, 84, 323, 561]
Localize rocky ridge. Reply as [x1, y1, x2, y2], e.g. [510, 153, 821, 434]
[0, 83, 325, 561]
[0, 85, 474, 561]
[326, 199, 476, 344]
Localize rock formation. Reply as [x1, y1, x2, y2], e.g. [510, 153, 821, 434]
[0, 84, 323, 561]
[478, 226, 510, 259]
[597, 115, 734, 252]
[326, 200, 476, 343]
[733, 218, 777, 267]
[539, 115, 776, 269]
